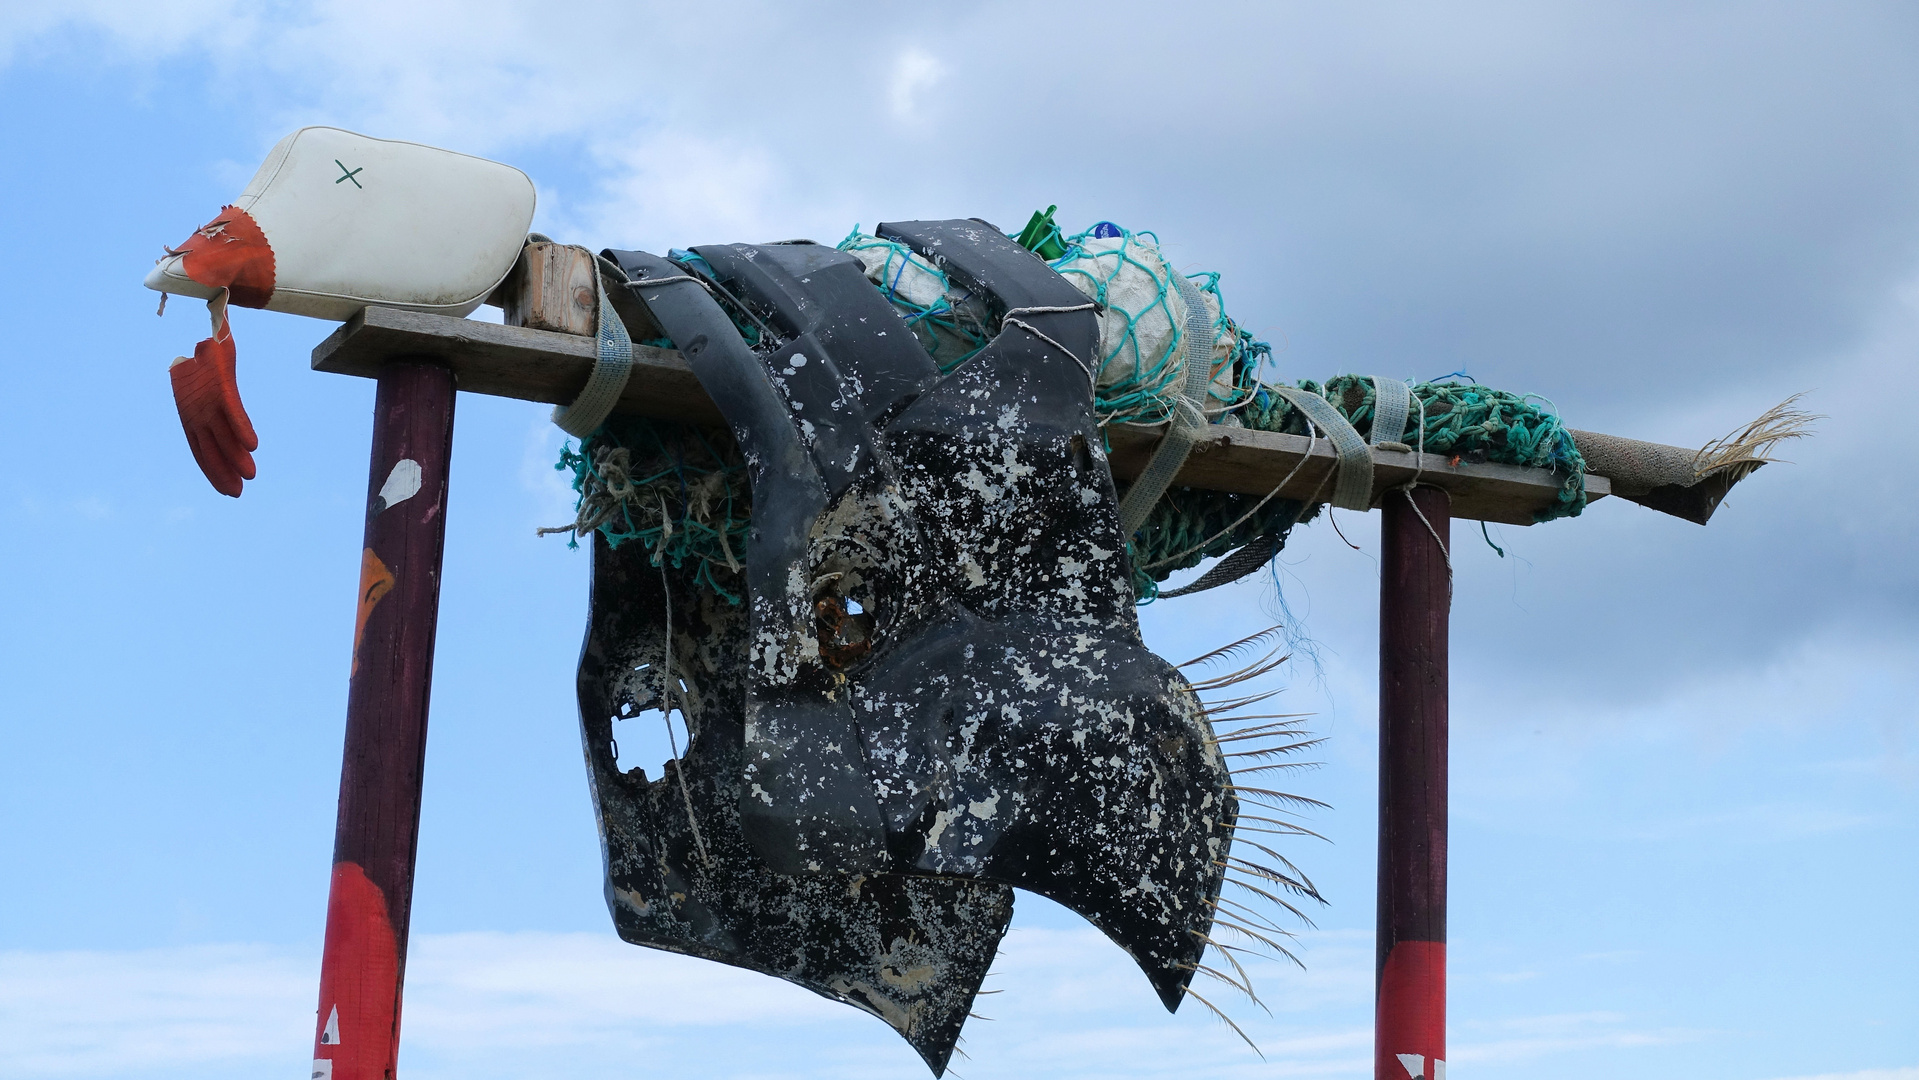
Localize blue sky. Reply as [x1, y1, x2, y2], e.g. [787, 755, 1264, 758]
[0, 3, 1914, 1078]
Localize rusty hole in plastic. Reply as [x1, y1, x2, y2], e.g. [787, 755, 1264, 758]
[815, 593, 876, 669]
[807, 537, 887, 671]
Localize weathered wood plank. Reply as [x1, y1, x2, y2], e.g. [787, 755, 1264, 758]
[1104, 423, 1607, 526]
[312, 307, 1610, 526]
[313, 305, 722, 424]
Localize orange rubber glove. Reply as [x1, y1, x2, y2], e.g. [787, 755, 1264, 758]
[169, 307, 258, 498]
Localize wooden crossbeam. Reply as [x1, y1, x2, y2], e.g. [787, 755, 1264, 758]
[313, 305, 1616, 527]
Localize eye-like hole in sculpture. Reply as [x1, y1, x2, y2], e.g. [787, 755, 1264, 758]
[807, 538, 887, 671]
[813, 594, 875, 669]
[613, 667, 693, 780]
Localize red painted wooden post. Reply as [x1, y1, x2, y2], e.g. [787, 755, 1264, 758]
[310, 361, 457, 1080]
[1376, 485, 1451, 1080]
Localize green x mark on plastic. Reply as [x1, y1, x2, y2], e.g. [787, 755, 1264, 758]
[334, 160, 364, 188]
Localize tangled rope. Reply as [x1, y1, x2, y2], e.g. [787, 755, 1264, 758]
[542, 417, 752, 604]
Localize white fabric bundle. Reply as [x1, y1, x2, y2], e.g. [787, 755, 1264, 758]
[843, 235, 948, 310]
[840, 231, 992, 369]
[1052, 233, 1238, 417]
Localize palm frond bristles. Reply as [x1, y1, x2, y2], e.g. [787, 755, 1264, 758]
[1205, 917, 1306, 968]
[1196, 928, 1280, 964]
[1230, 760, 1325, 778]
[1229, 839, 1325, 892]
[1187, 647, 1290, 692]
[1184, 961, 1273, 1016]
[1182, 986, 1264, 1057]
[1205, 894, 1295, 936]
[1189, 930, 1267, 1011]
[1225, 738, 1326, 760]
[1180, 625, 1284, 670]
[1230, 810, 1318, 829]
[1224, 875, 1319, 926]
[1220, 857, 1320, 902]
[1209, 714, 1314, 729]
[1202, 688, 1286, 714]
[1229, 820, 1329, 841]
[1223, 784, 1333, 811]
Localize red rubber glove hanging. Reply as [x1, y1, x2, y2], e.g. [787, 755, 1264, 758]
[169, 295, 258, 497]
[160, 206, 276, 497]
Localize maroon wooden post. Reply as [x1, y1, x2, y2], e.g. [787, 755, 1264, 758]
[310, 361, 457, 1080]
[1376, 485, 1450, 1080]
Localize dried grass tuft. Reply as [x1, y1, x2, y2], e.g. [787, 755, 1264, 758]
[1693, 393, 1820, 483]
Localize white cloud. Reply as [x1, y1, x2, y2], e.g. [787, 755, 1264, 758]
[888, 47, 946, 122]
[0, 927, 1380, 1080]
[12, 923, 1831, 1080]
[577, 131, 792, 252]
[0, 0, 243, 63]
[1449, 1010, 1700, 1065]
[0, 943, 312, 1077]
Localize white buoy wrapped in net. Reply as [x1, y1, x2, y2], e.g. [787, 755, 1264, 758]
[1050, 229, 1240, 424]
[842, 220, 1256, 427]
[838, 230, 992, 370]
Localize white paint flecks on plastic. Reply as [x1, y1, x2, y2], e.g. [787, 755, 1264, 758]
[320, 1004, 340, 1045]
[311, 1059, 334, 1080]
[376, 458, 422, 513]
[1399, 1053, 1426, 1079]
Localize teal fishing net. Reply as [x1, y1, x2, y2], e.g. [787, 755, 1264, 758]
[552, 211, 1586, 605]
[1124, 374, 1587, 601]
[847, 213, 1268, 427]
[1238, 376, 1587, 521]
[836, 228, 991, 371]
[546, 416, 751, 604]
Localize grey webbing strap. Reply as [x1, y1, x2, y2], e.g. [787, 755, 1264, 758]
[553, 268, 634, 438]
[1267, 385, 1373, 511]
[1157, 375, 1412, 599]
[1157, 532, 1281, 598]
[1372, 376, 1411, 449]
[1115, 274, 1218, 537]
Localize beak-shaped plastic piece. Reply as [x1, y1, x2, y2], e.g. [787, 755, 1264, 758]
[145, 254, 220, 300]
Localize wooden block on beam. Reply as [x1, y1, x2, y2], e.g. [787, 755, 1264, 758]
[499, 242, 599, 336]
[312, 307, 1609, 525]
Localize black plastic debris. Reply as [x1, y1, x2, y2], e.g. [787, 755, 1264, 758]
[578, 222, 1249, 1071]
[578, 490, 1011, 1076]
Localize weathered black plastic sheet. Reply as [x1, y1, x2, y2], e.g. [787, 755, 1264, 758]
[671, 225, 1239, 1011]
[578, 248, 1010, 1075]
